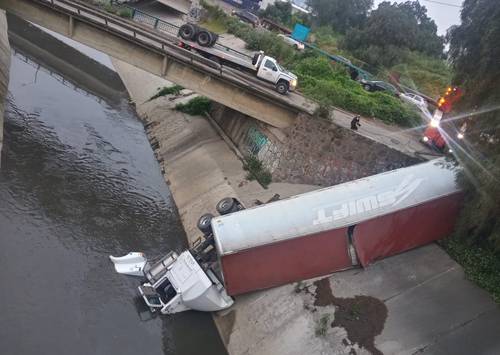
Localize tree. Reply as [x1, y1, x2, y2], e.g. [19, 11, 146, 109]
[259, 1, 293, 26]
[342, 1, 444, 67]
[447, 0, 500, 251]
[307, 0, 373, 33]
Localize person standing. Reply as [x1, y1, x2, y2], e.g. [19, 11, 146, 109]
[351, 115, 361, 130]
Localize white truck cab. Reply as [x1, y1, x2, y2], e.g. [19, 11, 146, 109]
[253, 52, 298, 94]
[110, 250, 233, 314]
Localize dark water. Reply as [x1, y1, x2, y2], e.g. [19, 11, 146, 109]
[0, 28, 225, 355]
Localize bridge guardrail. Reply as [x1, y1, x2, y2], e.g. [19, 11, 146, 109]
[114, 2, 252, 60]
[25, 0, 308, 113]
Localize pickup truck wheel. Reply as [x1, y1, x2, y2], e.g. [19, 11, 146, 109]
[363, 84, 372, 91]
[197, 31, 213, 47]
[179, 24, 197, 40]
[216, 197, 237, 215]
[197, 213, 214, 235]
[276, 81, 289, 95]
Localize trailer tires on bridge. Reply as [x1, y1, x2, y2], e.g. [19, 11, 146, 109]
[179, 23, 198, 41]
[276, 80, 289, 95]
[196, 30, 213, 47]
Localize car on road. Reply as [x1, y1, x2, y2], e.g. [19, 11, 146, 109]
[400, 92, 427, 109]
[232, 10, 260, 27]
[360, 79, 399, 96]
[277, 34, 305, 50]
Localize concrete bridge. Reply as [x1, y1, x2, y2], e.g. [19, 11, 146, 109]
[0, 0, 315, 129]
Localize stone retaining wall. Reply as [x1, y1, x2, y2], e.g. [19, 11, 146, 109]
[211, 103, 423, 186]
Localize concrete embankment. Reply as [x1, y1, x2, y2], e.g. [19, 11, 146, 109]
[0, 10, 10, 166]
[113, 60, 500, 355]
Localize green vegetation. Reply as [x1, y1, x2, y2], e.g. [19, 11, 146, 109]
[308, 0, 372, 33]
[315, 314, 330, 337]
[441, 238, 500, 303]
[388, 52, 451, 99]
[342, 2, 444, 66]
[295, 57, 420, 126]
[201, 2, 420, 126]
[440, 0, 500, 302]
[98, 1, 133, 18]
[243, 155, 272, 188]
[148, 85, 183, 101]
[175, 96, 212, 115]
[117, 7, 133, 19]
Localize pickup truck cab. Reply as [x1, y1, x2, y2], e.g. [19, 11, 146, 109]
[253, 52, 298, 94]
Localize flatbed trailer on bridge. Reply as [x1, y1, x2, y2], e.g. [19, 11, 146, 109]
[177, 23, 297, 94]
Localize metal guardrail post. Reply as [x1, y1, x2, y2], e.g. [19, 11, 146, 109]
[154, 18, 159, 29]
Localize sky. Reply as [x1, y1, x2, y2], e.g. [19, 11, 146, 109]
[373, 0, 463, 35]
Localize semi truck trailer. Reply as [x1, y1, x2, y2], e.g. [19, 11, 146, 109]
[176, 23, 298, 94]
[111, 158, 463, 314]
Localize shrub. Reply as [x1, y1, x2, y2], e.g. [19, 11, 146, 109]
[118, 7, 133, 18]
[148, 85, 183, 101]
[243, 155, 272, 188]
[441, 237, 500, 303]
[175, 96, 212, 115]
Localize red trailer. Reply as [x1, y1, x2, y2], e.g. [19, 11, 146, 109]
[212, 158, 463, 296]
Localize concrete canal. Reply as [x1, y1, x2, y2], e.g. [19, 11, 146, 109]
[0, 17, 226, 355]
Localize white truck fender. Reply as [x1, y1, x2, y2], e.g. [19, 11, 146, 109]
[109, 252, 147, 277]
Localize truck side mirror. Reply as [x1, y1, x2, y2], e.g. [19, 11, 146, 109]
[272, 67, 277, 72]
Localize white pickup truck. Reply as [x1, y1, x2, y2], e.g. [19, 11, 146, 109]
[177, 23, 298, 94]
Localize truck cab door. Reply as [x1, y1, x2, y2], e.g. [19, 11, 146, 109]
[258, 58, 279, 84]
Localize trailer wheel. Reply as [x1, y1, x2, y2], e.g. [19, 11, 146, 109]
[179, 24, 197, 40]
[276, 80, 289, 95]
[197, 31, 213, 47]
[197, 213, 214, 235]
[216, 197, 237, 215]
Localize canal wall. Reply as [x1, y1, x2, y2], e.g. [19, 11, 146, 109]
[112, 59, 500, 355]
[0, 10, 10, 166]
[211, 103, 423, 186]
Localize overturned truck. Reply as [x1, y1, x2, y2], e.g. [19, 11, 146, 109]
[111, 158, 463, 313]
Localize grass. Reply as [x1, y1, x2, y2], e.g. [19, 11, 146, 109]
[243, 155, 272, 188]
[175, 96, 212, 115]
[148, 85, 183, 101]
[199, 18, 228, 34]
[440, 237, 500, 303]
[389, 52, 452, 98]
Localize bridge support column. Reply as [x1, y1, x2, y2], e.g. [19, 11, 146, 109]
[68, 15, 73, 37]
[161, 55, 168, 77]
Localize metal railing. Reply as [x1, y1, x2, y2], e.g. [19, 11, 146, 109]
[19, 0, 309, 114]
[114, 2, 252, 60]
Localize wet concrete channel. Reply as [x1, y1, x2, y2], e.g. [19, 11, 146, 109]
[0, 17, 226, 355]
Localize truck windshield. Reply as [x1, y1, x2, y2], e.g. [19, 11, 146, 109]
[276, 62, 285, 72]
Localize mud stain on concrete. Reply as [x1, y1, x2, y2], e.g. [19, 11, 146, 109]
[314, 278, 387, 355]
